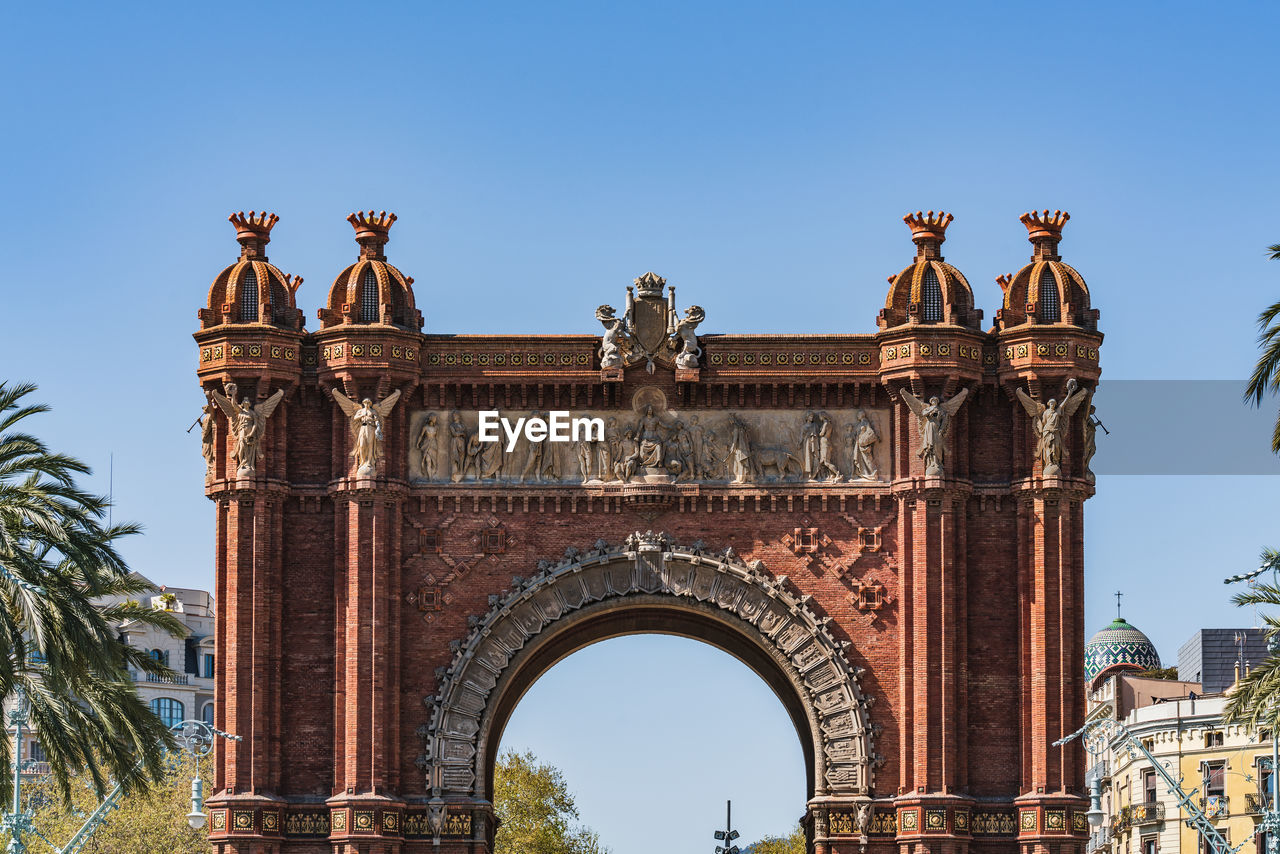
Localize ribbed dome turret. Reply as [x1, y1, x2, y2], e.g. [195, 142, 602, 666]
[995, 210, 1097, 331]
[878, 211, 981, 330]
[1085, 616, 1161, 688]
[318, 211, 423, 331]
[199, 212, 304, 330]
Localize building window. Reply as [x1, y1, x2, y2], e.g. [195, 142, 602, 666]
[239, 269, 259, 322]
[1206, 730, 1224, 748]
[203, 653, 215, 679]
[1143, 768, 1158, 803]
[1142, 835, 1158, 854]
[1037, 267, 1060, 322]
[360, 268, 379, 322]
[921, 267, 943, 322]
[150, 697, 184, 728]
[1260, 761, 1274, 805]
[150, 648, 169, 666]
[1205, 761, 1226, 797]
[201, 703, 214, 725]
[28, 741, 45, 763]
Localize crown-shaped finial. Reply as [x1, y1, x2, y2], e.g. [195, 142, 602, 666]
[903, 210, 954, 243]
[347, 211, 397, 259]
[1020, 209, 1070, 241]
[347, 210, 398, 236]
[996, 273, 1013, 293]
[633, 271, 667, 297]
[228, 211, 279, 259]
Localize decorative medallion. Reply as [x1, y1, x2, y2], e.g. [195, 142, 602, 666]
[900, 809, 919, 832]
[1020, 809, 1037, 832]
[232, 810, 254, 831]
[925, 809, 946, 831]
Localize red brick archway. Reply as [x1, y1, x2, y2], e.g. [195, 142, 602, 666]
[197, 210, 1100, 854]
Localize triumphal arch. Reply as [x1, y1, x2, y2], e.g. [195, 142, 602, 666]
[195, 208, 1101, 854]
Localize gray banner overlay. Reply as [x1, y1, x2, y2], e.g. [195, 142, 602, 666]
[1090, 381, 1280, 475]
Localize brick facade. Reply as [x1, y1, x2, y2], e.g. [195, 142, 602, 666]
[196, 209, 1101, 854]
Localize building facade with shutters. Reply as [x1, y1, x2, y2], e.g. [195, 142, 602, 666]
[3, 577, 216, 780]
[196, 208, 1102, 854]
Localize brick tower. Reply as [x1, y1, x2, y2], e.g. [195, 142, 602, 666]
[195, 208, 1102, 854]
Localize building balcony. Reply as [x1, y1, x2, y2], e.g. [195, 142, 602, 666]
[1089, 760, 1111, 782]
[129, 670, 190, 686]
[21, 761, 50, 777]
[1245, 793, 1266, 816]
[1200, 796, 1229, 819]
[1129, 802, 1165, 826]
[1087, 825, 1113, 854]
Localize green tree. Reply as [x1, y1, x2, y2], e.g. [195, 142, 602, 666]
[0, 381, 183, 809]
[493, 749, 609, 854]
[745, 822, 806, 854]
[1224, 548, 1280, 731]
[1244, 243, 1280, 451]
[12, 752, 213, 853]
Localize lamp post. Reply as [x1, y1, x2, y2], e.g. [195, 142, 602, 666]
[713, 800, 740, 854]
[1224, 561, 1280, 854]
[0, 712, 239, 854]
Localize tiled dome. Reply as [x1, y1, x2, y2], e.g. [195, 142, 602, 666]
[199, 212, 304, 331]
[1085, 617, 1161, 687]
[878, 211, 982, 330]
[994, 210, 1098, 331]
[318, 211, 423, 330]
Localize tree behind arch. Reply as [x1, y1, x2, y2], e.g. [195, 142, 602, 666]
[493, 749, 609, 854]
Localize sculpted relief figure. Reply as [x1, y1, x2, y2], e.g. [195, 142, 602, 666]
[1015, 378, 1088, 477]
[199, 391, 217, 475]
[900, 387, 969, 478]
[848, 409, 879, 481]
[701, 430, 723, 480]
[802, 411, 842, 482]
[448, 411, 469, 483]
[727, 415, 755, 484]
[614, 428, 640, 482]
[332, 388, 402, 478]
[416, 412, 440, 480]
[670, 305, 705, 369]
[1082, 400, 1098, 483]
[210, 383, 285, 478]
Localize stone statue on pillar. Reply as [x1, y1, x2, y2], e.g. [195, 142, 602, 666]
[900, 387, 969, 477]
[332, 388, 402, 478]
[210, 383, 285, 478]
[1015, 378, 1089, 477]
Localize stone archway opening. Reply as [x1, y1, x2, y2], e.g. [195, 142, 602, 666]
[421, 533, 877, 850]
[495, 632, 809, 851]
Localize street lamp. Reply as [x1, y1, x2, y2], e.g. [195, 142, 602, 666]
[1224, 560, 1280, 854]
[0, 709, 238, 853]
[713, 800, 740, 854]
[1085, 773, 1105, 828]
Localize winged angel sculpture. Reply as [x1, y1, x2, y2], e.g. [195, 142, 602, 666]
[900, 387, 969, 477]
[209, 384, 285, 477]
[332, 388, 402, 477]
[1015, 378, 1088, 477]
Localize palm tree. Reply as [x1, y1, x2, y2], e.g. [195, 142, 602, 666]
[1223, 548, 1280, 731]
[0, 381, 184, 808]
[1244, 244, 1280, 451]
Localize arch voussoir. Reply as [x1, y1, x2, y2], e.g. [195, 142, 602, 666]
[420, 531, 878, 817]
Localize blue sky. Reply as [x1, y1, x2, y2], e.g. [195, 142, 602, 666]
[3, 2, 1279, 850]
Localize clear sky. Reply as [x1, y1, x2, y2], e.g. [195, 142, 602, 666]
[3, 2, 1280, 851]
